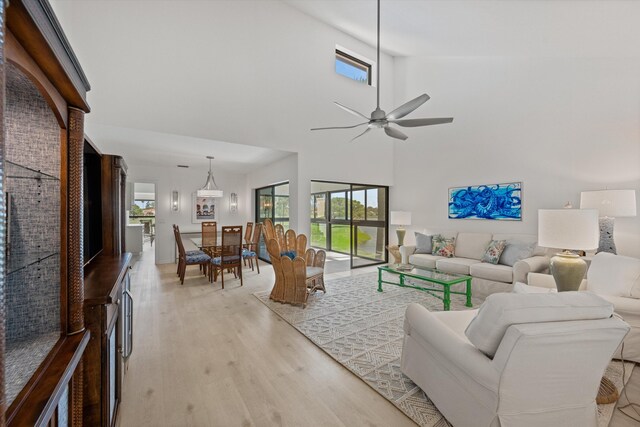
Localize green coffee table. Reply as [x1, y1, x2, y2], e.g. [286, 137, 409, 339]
[377, 264, 473, 311]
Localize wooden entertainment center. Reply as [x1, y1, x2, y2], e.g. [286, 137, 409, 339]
[0, 2, 132, 426]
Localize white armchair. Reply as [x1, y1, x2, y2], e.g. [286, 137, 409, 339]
[401, 292, 629, 427]
[528, 251, 640, 363]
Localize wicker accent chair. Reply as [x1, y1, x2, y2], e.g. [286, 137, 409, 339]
[267, 241, 327, 308]
[173, 224, 211, 284]
[242, 223, 261, 273]
[209, 226, 243, 289]
[267, 238, 310, 308]
[262, 219, 327, 294]
[263, 218, 276, 240]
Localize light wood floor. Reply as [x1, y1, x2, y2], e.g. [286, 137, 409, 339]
[119, 247, 640, 427]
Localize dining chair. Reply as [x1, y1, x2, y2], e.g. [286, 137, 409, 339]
[242, 223, 262, 273]
[210, 225, 243, 289]
[243, 222, 253, 266]
[201, 221, 218, 258]
[174, 224, 211, 284]
[244, 222, 253, 245]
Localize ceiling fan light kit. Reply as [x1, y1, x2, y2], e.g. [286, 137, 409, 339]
[312, 0, 453, 142]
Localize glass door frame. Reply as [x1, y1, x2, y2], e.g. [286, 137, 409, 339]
[255, 181, 290, 262]
[349, 184, 388, 269]
[310, 180, 389, 269]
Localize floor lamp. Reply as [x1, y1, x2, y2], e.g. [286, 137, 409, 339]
[538, 209, 599, 292]
[580, 189, 637, 254]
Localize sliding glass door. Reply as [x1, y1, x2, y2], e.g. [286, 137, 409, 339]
[310, 181, 388, 268]
[350, 185, 387, 268]
[256, 182, 289, 261]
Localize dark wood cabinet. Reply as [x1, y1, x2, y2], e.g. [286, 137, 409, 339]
[101, 155, 128, 256]
[83, 253, 132, 427]
[1, 1, 91, 426]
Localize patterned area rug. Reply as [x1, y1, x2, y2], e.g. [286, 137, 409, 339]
[254, 272, 633, 427]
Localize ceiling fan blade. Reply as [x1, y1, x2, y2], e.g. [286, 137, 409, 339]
[334, 102, 371, 120]
[311, 122, 368, 131]
[391, 117, 454, 127]
[384, 126, 408, 141]
[349, 127, 372, 142]
[386, 94, 430, 120]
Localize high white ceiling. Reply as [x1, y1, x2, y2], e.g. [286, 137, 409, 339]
[284, 0, 640, 57]
[49, 0, 640, 173]
[87, 123, 293, 172]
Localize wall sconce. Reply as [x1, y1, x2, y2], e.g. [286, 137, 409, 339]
[171, 190, 179, 212]
[229, 192, 238, 213]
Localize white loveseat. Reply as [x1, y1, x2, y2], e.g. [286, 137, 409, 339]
[527, 252, 640, 363]
[401, 292, 629, 427]
[400, 232, 550, 298]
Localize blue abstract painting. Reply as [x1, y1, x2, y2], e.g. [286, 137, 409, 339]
[448, 182, 522, 220]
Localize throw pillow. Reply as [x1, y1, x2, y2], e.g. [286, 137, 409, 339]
[499, 241, 536, 267]
[432, 234, 455, 258]
[414, 232, 433, 254]
[481, 240, 507, 264]
[280, 251, 296, 260]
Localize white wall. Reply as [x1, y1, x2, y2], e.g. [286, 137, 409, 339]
[392, 56, 640, 257]
[246, 153, 299, 229]
[52, 0, 397, 238]
[127, 163, 250, 264]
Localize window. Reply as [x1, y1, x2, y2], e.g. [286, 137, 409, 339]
[335, 49, 372, 85]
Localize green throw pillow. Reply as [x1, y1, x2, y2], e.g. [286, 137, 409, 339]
[432, 235, 456, 258]
[482, 240, 507, 264]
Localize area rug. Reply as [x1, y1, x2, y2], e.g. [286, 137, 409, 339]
[254, 272, 633, 427]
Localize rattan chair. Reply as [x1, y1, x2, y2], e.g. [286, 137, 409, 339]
[267, 238, 309, 307]
[201, 221, 217, 257]
[263, 218, 275, 241]
[242, 223, 261, 273]
[267, 233, 327, 307]
[174, 224, 211, 284]
[209, 226, 243, 289]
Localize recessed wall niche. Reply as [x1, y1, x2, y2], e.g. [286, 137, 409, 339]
[4, 62, 62, 405]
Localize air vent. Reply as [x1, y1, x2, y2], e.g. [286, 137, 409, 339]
[177, 165, 189, 168]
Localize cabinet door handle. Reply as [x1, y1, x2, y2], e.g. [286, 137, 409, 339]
[123, 290, 134, 359]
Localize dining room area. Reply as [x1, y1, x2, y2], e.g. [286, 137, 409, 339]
[173, 220, 262, 288]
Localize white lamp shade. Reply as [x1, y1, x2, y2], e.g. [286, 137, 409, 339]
[538, 209, 599, 250]
[390, 211, 411, 226]
[197, 189, 223, 198]
[580, 189, 637, 217]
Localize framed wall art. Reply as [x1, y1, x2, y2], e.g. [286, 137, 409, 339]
[192, 193, 216, 223]
[448, 182, 522, 221]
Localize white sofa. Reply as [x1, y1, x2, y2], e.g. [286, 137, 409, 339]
[401, 292, 629, 427]
[400, 232, 550, 298]
[527, 252, 640, 363]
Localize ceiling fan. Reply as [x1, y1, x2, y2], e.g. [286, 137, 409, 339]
[311, 0, 453, 142]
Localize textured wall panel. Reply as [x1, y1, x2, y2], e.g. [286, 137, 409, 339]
[4, 61, 61, 407]
[0, 1, 6, 421]
[68, 107, 84, 334]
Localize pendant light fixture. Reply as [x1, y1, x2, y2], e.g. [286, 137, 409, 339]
[197, 156, 223, 198]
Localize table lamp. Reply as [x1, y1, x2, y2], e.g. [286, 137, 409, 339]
[538, 209, 599, 292]
[390, 211, 412, 246]
[580, 189, 637, 254]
